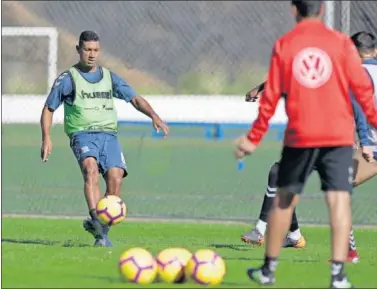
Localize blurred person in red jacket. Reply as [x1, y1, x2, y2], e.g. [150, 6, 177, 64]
[234, 1, 377, 288]
[241, 32, 377, 265]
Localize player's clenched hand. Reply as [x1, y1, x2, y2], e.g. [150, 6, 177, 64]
[245, 86, 260, 102]
[361, 146, 375, 163]
[152, 116, 169, 137]
[41, 137, 52, 162]
[233, 135, 257, 159]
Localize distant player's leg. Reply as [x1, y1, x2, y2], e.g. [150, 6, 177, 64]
[347, 229, 358, 264]
[346, 149, 377, 263]
[247, 147, 315, 285]
[241, 162, 306, 248]
[70, 133, 107, 246]
[247, 192, 301, 284]
[241, 162, 279, 245]
[317, 146, 354, 288]
[99, 133, 129, 247]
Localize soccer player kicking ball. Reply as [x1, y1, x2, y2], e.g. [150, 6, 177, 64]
[40, 31, 169, 247]
[234, 1, 377, 288]
[241, 31, 377, 265]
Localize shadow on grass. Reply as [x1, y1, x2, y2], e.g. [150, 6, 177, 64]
[83, 275, 123, 284]
[210, 243, 251, 252]
[62, 240, 91, 248]
[1, 238, 59, 246]
[85, 275, 254, 288]
[2, 238, 91, 248]
[224, 256, 264, 262]
[210, 244, 319, 263]
[222, 281, 254, 286]
[83, 275, 250, 287]
[225, 256, 319, 263]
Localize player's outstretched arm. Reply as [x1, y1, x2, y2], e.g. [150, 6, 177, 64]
[247, 42, 283, 146]
[111, 72, 169, 137]
[40, 71, 71, 162]
[131, 96, 169, 137]
[234, 44, 282, 159]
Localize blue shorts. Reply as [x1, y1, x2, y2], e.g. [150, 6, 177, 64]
[70, 132, 128, 177]
[374, 152, 377, 161]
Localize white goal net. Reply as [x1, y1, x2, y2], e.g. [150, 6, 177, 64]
[2, 27, 58, 97]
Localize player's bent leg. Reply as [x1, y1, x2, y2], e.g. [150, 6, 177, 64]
[70, 133, 103, 211]
[247, 190, 300, 285]
[98, 133, 128, 247]
[247, 146, 317, 286]
[347, 229, 359, 264]
[69, 133, 109, 247]
[241, 161, 306, 249]
[80, 157, 108, 247]
[258, 163, 280, 228]
[100, 134, 128, 198]
[93, 168, 125, 247]
[242, 162, 279, 245]
[266, 191, 301, 257]
[100, 134, 128, 187]
[82, 157, 102, 210]
[105, 168, 125, 197]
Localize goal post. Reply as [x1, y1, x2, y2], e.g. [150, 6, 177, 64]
[2, 27, 58, 95]
[324, 1, 335, 29]
[340, 1, 351, 35]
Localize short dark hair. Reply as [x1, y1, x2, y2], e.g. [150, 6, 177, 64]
[351, 31, 376, 54]
[291, 0, 323, 18]
[78, 30, 100, 47]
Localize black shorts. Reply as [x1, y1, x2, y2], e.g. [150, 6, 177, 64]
[277, 146, 354, 194]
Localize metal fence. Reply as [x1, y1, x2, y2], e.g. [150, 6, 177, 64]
[3, 1, 377, 95]
[2, 1, 377, 225]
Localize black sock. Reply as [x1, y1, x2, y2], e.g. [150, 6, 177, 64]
[259, 193, 275, 222]
[331, 261, 345, 282]
[261, 255, 278, 276]
[89, 209, 98, 221]
[289, 210, 299, 232]
[259, 162, 279, 222]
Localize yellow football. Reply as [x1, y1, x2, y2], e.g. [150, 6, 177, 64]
[185, 249, 226, 286]
[119, 247, 157, 285]
[96, 195, 126, 226]
[156, 248, 192, 283]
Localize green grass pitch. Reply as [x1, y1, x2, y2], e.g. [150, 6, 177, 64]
[2, 218, 377, 288]
[3, 124, 377, 223]
[2, 124, 377, 287]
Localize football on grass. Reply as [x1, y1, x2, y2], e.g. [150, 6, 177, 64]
[156, 247, 192, 283]
[119, 247, 157, 285]
[185, 249, 226, 286]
